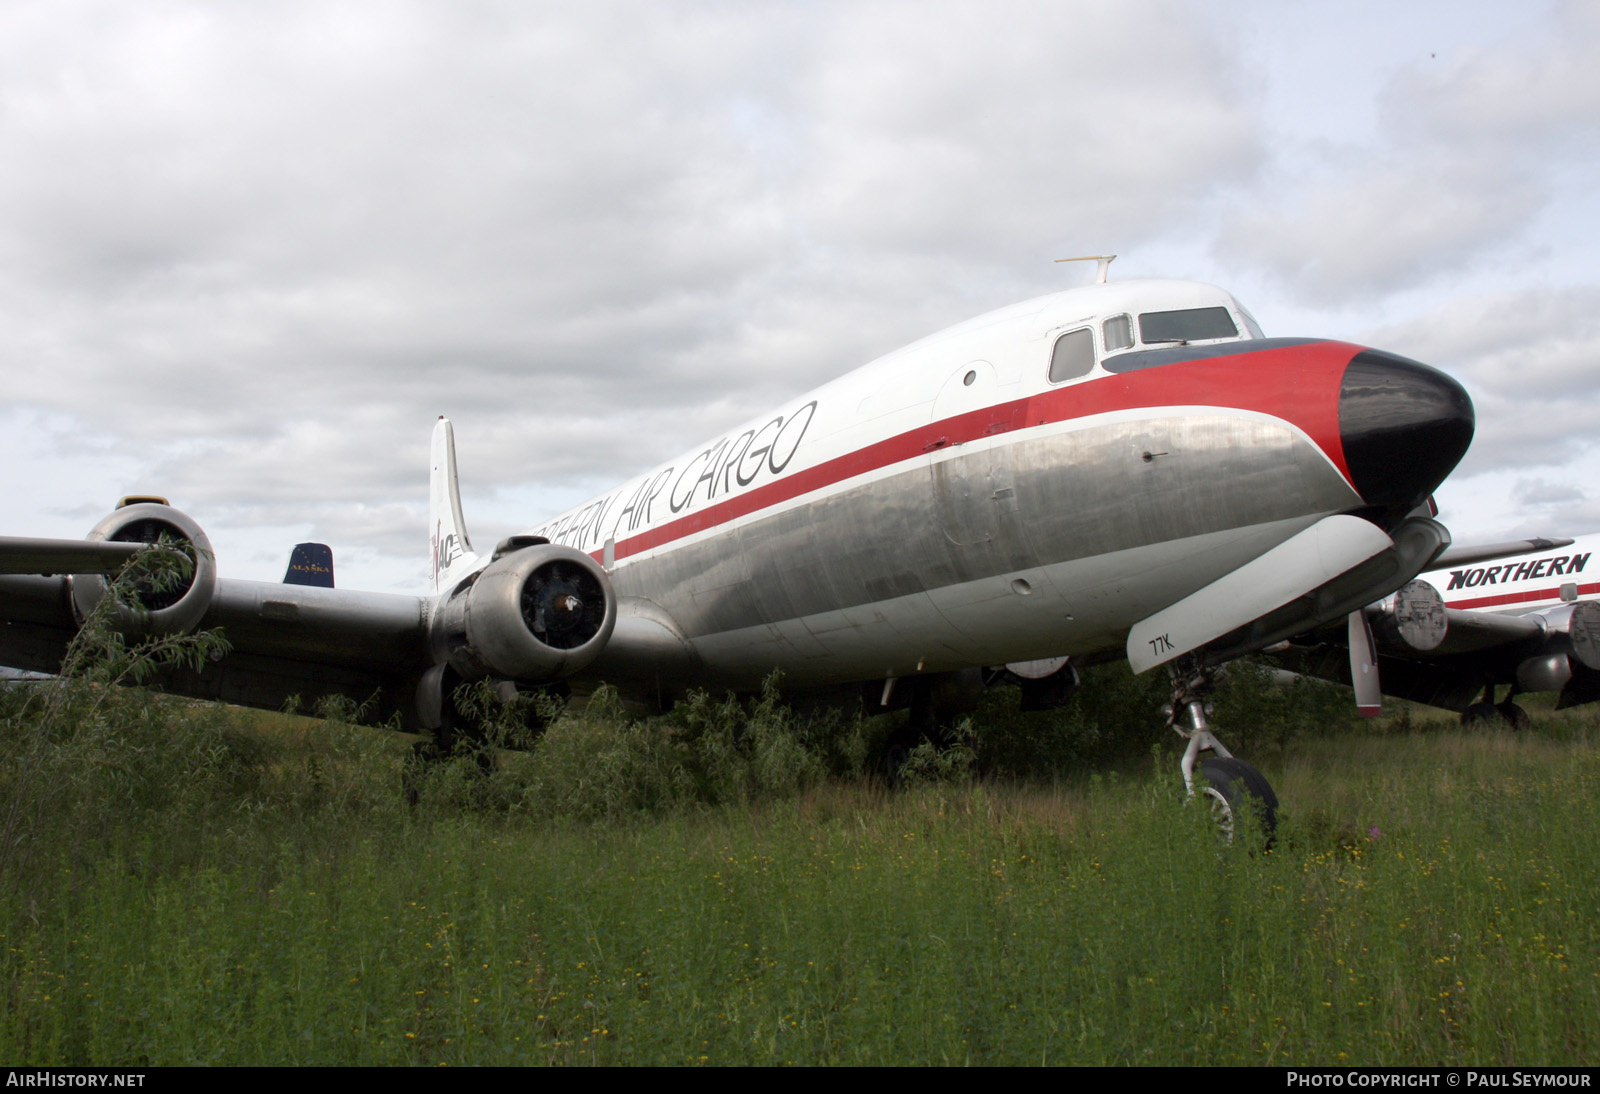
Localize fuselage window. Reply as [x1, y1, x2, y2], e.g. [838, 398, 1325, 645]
[1049, 328, 1095, 383]
[1138, 306, 1238, 344]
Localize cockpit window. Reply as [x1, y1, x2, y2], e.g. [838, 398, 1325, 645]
[1103, 315, 1133, 352]
[1138, 306, 1238, 344]
[1048, 328, 1094, 383]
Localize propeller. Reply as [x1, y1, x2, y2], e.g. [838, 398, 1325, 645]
[1348, 610, 1382, 717]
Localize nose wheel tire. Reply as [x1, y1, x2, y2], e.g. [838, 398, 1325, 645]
[1198, 756, 1278, 843]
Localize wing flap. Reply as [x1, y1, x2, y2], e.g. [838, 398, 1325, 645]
[157, 647, 420, 727]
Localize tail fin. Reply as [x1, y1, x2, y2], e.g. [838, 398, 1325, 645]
[282, 543, 335, 588]
[429, 416, 479, 595]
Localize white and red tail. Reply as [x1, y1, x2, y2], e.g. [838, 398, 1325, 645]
[429, 416, 479, 596]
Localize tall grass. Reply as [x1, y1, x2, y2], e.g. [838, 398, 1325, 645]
[2, 642, 1597, 1064]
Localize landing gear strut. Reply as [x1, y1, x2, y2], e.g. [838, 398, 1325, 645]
[1166, 658, 1278, 839]
[404, 671, 560, 805]
[874, 670, 983, 780]
[1462, 683, 1529, 731]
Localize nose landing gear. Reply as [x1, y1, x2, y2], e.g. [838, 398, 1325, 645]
[1166, 658, 1278, 841]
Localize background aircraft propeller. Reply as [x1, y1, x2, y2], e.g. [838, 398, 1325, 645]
[1348, 609, 1382, 717]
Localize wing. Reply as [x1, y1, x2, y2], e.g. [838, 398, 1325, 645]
[0, 420, 630, 734]
[167, 580, 429, 722]
[0, 558, 432, 728]
[1429, 537, 1574, 570]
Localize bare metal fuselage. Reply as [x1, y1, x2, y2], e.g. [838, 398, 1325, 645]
[589, 415, 1356, 692]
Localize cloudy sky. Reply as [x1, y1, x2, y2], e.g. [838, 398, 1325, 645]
[3, 0, 1596, 593]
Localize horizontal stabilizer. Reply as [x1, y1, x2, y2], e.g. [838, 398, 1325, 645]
[282, 542, 335, 588]
[0, 536, 154, 575]
[1127, 515, 1393, 673]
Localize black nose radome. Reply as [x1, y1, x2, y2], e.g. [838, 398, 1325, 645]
[1339, 350, 1474, 510]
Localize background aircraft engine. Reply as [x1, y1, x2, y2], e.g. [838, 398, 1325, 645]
[1368, 580, 1448, 652]
[1516, 600, 1600, 694]
[439, 545, 617, 682]
[69, 502, 219, 637]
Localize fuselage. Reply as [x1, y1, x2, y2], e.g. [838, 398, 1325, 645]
[1426, 533, 1600, 615]
[526, 278, 1472, 692]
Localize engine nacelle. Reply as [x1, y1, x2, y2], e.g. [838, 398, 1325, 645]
[1515, 600, 1600, 692]
[69, 501, 219, 637]
[435, 544, 616, 682]
[1367, 580, 1448, 652]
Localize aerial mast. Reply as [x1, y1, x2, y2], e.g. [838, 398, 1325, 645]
[1054, 254, 1116, 283]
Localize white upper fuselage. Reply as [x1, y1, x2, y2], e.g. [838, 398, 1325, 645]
[1425, 533, 1600, 615]
[530, 279, 1270, 563]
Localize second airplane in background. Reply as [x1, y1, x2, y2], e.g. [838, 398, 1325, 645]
[1273, 532, 1600, 728]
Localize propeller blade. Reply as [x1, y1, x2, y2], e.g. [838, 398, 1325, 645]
[1349, 610, 1382, 717]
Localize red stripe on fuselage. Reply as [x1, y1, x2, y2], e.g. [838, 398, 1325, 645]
[600, 340, 1358, 564]
[1446, 582, 1600, 610]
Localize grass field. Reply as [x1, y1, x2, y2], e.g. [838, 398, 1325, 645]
[2, 665, 1597, 1065]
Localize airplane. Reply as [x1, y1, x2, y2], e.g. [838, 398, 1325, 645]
[1268, 531, 1600, 730]
[0, 266, 1480, 828]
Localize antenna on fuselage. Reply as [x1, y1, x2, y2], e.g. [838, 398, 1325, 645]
[1055, 254, 1116, 283]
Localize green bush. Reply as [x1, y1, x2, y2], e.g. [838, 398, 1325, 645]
[968, 657, 1362, 777]
[0, 549, 248, 887]
[406, 675, 858, 822]
[1209, 656, 1362, 752]
[967, 661, 1169, 778]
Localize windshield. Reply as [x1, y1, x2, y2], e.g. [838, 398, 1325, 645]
[1138, 306, 1238, 344]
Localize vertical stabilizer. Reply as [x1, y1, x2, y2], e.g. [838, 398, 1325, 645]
[283, 543, 335, 588]
[429, 416, 479, 596]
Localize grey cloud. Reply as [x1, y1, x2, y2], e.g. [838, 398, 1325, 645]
[1217, 2, 1600, 304]
[1381, 1, 1600, 152]
[1363, 285, 1600, 477]
[1500, 477, 1600, 538]
[1515, 478, 1586, 507]
[0, 2, 1325, 589]
[796, 2, 1259, 257]
[1222, 154, 1540, 302]
[1367, 285, 1600, 399]
[1454, 405, 1598, 477]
